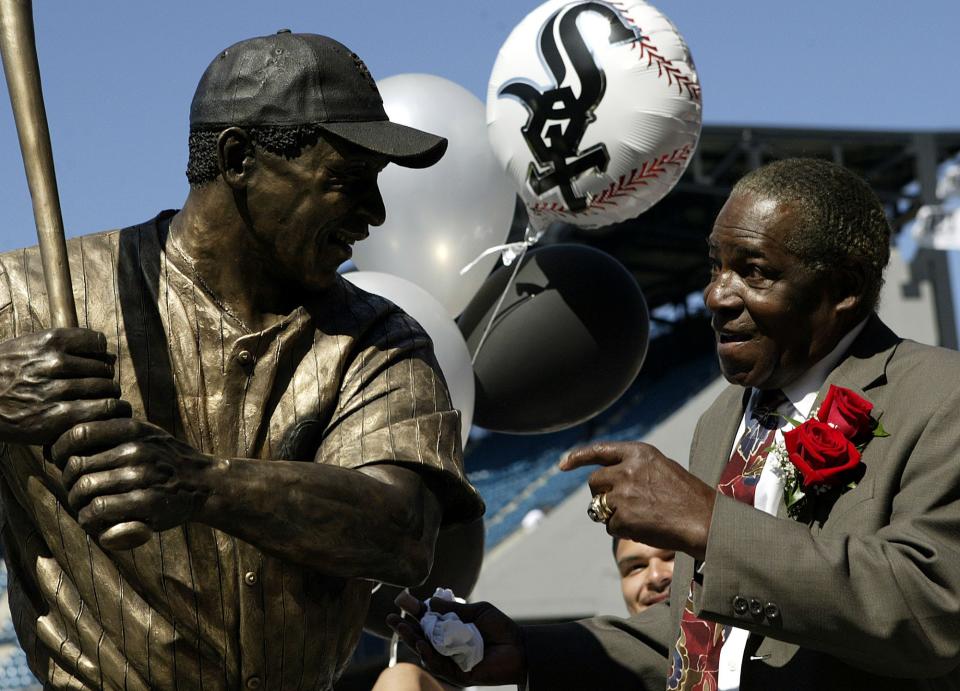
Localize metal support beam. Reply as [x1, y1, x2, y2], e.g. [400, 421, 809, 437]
[914, 133, 939, 205]
[691, 146, 708, 184]
[909, 133, 957, 348]
[831, 144, 844, 166]
[907, 248, 958, 349]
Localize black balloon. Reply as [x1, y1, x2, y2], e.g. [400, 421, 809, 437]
[458, 244, 649, 434]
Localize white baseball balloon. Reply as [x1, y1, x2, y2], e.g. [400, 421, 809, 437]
[344, 271, 475, 446]
[487, 0, 702, 230]
[353, 74, 516, 317]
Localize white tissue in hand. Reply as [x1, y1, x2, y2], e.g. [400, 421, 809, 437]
[431, 588, 462, 604]
[419, 587, 484, 672]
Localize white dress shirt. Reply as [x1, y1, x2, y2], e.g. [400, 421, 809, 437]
[716, 319, 867, 690]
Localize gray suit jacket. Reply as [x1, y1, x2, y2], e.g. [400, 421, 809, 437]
[525, 316, 960, 690]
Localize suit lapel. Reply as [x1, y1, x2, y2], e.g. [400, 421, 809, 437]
[819, 315, 899, 410]
[690, 384, 749, 485]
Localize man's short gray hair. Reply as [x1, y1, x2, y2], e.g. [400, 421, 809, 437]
[732, 158, 891, 312]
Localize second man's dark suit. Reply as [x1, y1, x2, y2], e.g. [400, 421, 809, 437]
[524, 316, 960, 690]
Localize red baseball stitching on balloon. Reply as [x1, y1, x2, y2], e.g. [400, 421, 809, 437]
[528, 144, 692, 217]
[609, 1, 701, 102]
[591, 145, 692, 207]
[634, 39, 701, 101]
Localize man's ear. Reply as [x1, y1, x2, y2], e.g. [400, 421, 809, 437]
[217, 127, 254, 188]
[830, 263, 868, 317]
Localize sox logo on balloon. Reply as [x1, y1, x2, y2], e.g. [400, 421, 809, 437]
[487, 0, 702, 230]
[499, 2, 638, 212]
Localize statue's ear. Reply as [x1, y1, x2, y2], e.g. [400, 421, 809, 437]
[216, 127, 255, 188]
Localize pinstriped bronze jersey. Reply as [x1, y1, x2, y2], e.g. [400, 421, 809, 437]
[0, 211, 483, 690]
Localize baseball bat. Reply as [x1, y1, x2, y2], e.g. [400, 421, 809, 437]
[0, 0, 150, 550]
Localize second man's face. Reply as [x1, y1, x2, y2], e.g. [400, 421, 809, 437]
[703, 191, 844, 391]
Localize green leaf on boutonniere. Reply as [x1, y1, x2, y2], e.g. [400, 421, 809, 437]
[784, 484, 806, 509]
[873, 420, 890, 438]
[779, 413, 805, 428]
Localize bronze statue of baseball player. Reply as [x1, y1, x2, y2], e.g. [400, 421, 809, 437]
[0, 30, 483, 690]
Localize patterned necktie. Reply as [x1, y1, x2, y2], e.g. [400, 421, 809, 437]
[667, 389, 786, 691]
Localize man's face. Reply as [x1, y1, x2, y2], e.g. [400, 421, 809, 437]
[616, 540, 674, 615]
[703, 191, 845, 390]
[244, 137, 387, 291]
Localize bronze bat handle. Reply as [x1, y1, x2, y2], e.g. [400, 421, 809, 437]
[0, 0, 151, 550]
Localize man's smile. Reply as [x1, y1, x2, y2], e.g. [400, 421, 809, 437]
[716, 329, 752, 344]
[325, 227, 369, 260]
[642, 590, 670, 608]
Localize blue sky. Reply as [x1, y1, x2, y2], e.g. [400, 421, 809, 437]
[0, 0, 958, 251]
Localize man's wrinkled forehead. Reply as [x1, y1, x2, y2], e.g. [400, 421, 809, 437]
[709, 192, 799, 253]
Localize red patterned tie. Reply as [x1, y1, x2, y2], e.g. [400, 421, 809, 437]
[667, 389, 786, 691]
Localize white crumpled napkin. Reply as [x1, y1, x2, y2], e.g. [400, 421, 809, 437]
[419, 587, 484, 672]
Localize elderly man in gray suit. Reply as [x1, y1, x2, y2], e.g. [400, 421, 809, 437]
[390, 158, 960, 690]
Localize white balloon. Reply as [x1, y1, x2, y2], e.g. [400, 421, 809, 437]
[344, 271, 475, 446]
[353, 75, 516, 318]
[487, 0, 702, 230]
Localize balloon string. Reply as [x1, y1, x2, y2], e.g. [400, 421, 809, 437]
[460, 225, 545, 276]
[470, 243, 528, 365]
[460, 242, 520, 275]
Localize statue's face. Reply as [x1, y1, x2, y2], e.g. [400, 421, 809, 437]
[243, 137, 387, 291]
[703, 191, 845, 390]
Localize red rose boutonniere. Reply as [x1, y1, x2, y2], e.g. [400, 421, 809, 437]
[771, 385, 888, 519]
[816, 385, 875, 441]
[784, 420, 861, 486]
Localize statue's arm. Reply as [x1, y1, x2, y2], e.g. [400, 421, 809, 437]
[198, 456, 443, 585]
[52, 416, 445, 586]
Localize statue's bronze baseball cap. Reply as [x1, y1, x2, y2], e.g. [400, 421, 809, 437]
[189, 30, 446, 168]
